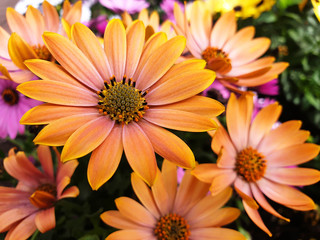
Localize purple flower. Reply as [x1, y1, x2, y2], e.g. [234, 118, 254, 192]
[252, 95, 276, 119]
[85, 15, 108, 36]
[251, 78, 279, 96]
[99, 0, 149, 14]
[160, 0, 184, 21]
[202, 80, 230, 101]
[0, 79, 40, 139]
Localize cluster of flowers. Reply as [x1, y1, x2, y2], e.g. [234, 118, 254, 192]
[0, 0, 319, 239]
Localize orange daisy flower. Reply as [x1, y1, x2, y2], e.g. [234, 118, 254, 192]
[172, 1, 288, 91]
[0, 146, 79, 240]
[192, 93, 320, 236]
[101, 160, 245, 240]
[0, 0, 82, 83]
[122, 9, 176, 40]
[17, 19, 223, 189]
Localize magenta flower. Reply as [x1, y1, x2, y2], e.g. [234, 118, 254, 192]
[251, 79, 279, 96]
[202, 80, 231, 100]
[99, 0, 149, 14]
[160, 0, 184, 21]
[0, 79, 39, 139]
[85, 15, 108, 36]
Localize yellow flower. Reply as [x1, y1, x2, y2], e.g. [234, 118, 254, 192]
[0, 146, 79, 240]
[0, 0, 82, 83]
[173, 1, 288, 92]
[101, 160, 245, 240]
[204, 0, 276, 19]
[18, 19, 224, 189]
[312, 0, 320, 22]
[193, 93, 320, 236]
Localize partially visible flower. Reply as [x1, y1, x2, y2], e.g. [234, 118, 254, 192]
[251, 78, 279, 96]
[99, 0, 149, 14]
[160, 0, 184, 21]
[252, 95, 276, 119]
[202, 80, 231, 101]
[18, 20, 223, 189]
[0, 1, 82, 84]
[0, 146, 79, 240]
[173, 1, 288, 92]
[193, 93, 320, 236]
[122, 9, 176, 40]
[0, 79, 39, 139]
[101, 160, 245, 240]
[204, 0, 276, 19]
[312, 0, 320, 22]
[85, 15, 108, 36]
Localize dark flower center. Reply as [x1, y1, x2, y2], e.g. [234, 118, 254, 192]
[2, 88, 19, 105]
[154, 213, 191, 240]
[235, 147, 267, 182]
[97, 75, 148, 124]
[29, 183, 57, 209]
[32, 44, 53, 61]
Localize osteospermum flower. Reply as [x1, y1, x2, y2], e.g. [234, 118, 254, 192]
[0, 78, 39, 139]
[122, 9, 176, 40]
[173, 1, 288, 91]
[18, 19, 223, 189]
[192, 93, 320, 236]
[99, 0, 149, 14]
[0, 0, 81, 83]
[0, 146, 79, 240]
[101, 160, 245, 240]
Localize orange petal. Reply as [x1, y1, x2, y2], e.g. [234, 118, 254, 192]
[57, 159, 79, 184]
[6, 7, 33, 44]
[104, 19, 127, 81]
[42, 1, 59, 32]
[25, 59, 85, 88]
[8, 33, 37, 70]
[267, 143, 320, 167]
[131, 173, 160, 218]
[123, 123, 157, 186]
[143, 108, 217, 132]
[146, 69, 214, 105]
[191, 227, 246, 240]
[160, 160, 177, 212]
[35, 207, 55, 233]
[61, 116, 114, 161]
[243, 201, 272, 237]
[138, 119, 195, 169]
[125, 20, 145, 77]
[20, 103, 98, 125]
[63, 1, 82, 25]
[17, 80, 98, 106]
[37, 145, 54, 180]
[234, 177, 259, 210]
[192, 163, 228, 183]
[5, 213, 37, 240]
[100, 210, 143, 230]
[0, 26, 10, 59]
[210, 171, 237, 196]
[223, 26, 255, 54]
[190, 1, 210, 48]
[151, 169, 170, 216]
[265, 167, 320, 186]
[43, 32, 104, 90]
[25, 6, 45, 45]
[135, 36, 186, 90]
[72, 23, 112, 80]
[60, 186, 80, 199]
[106, 229, 154, 240]
[115, 197, 156, 227]
[88, 124, 123, 190]
[29, 190, 56, 209]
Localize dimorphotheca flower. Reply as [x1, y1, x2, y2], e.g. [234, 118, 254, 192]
[0, 0, 82, 83]
[0, 145, 79, 240]
[18, 19, 224, 189]
[173, 1, 288, 92]
[0, 78, 39, 139]
[101, 160, 245, 240]
[193, 93, 320, 236]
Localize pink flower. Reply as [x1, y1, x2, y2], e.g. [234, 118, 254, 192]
[251, 79, 279, 96]
[99, 0, 149, 14]
[0, 79, 39, 139]
[160, 0, 183, 21]
[0, 146, 79, 240]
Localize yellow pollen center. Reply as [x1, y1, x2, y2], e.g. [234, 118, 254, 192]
[32, 44, 52, 61]
[29, 183, 57, 209]
[154, 213, 191, 240]
[2, 88, 19, 105]
[201, 47, 230, 64]
[235, 147, 267, 182]
[97, 75, 148, 124]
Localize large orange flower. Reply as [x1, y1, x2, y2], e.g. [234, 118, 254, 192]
[17, 19, 224, 189]
[101, 160, 245, 240]
[172, 1, 288, 91]
[0, 146, 79, 240]
[0, 0, 82, 83]
[192, 93, 320, 236]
